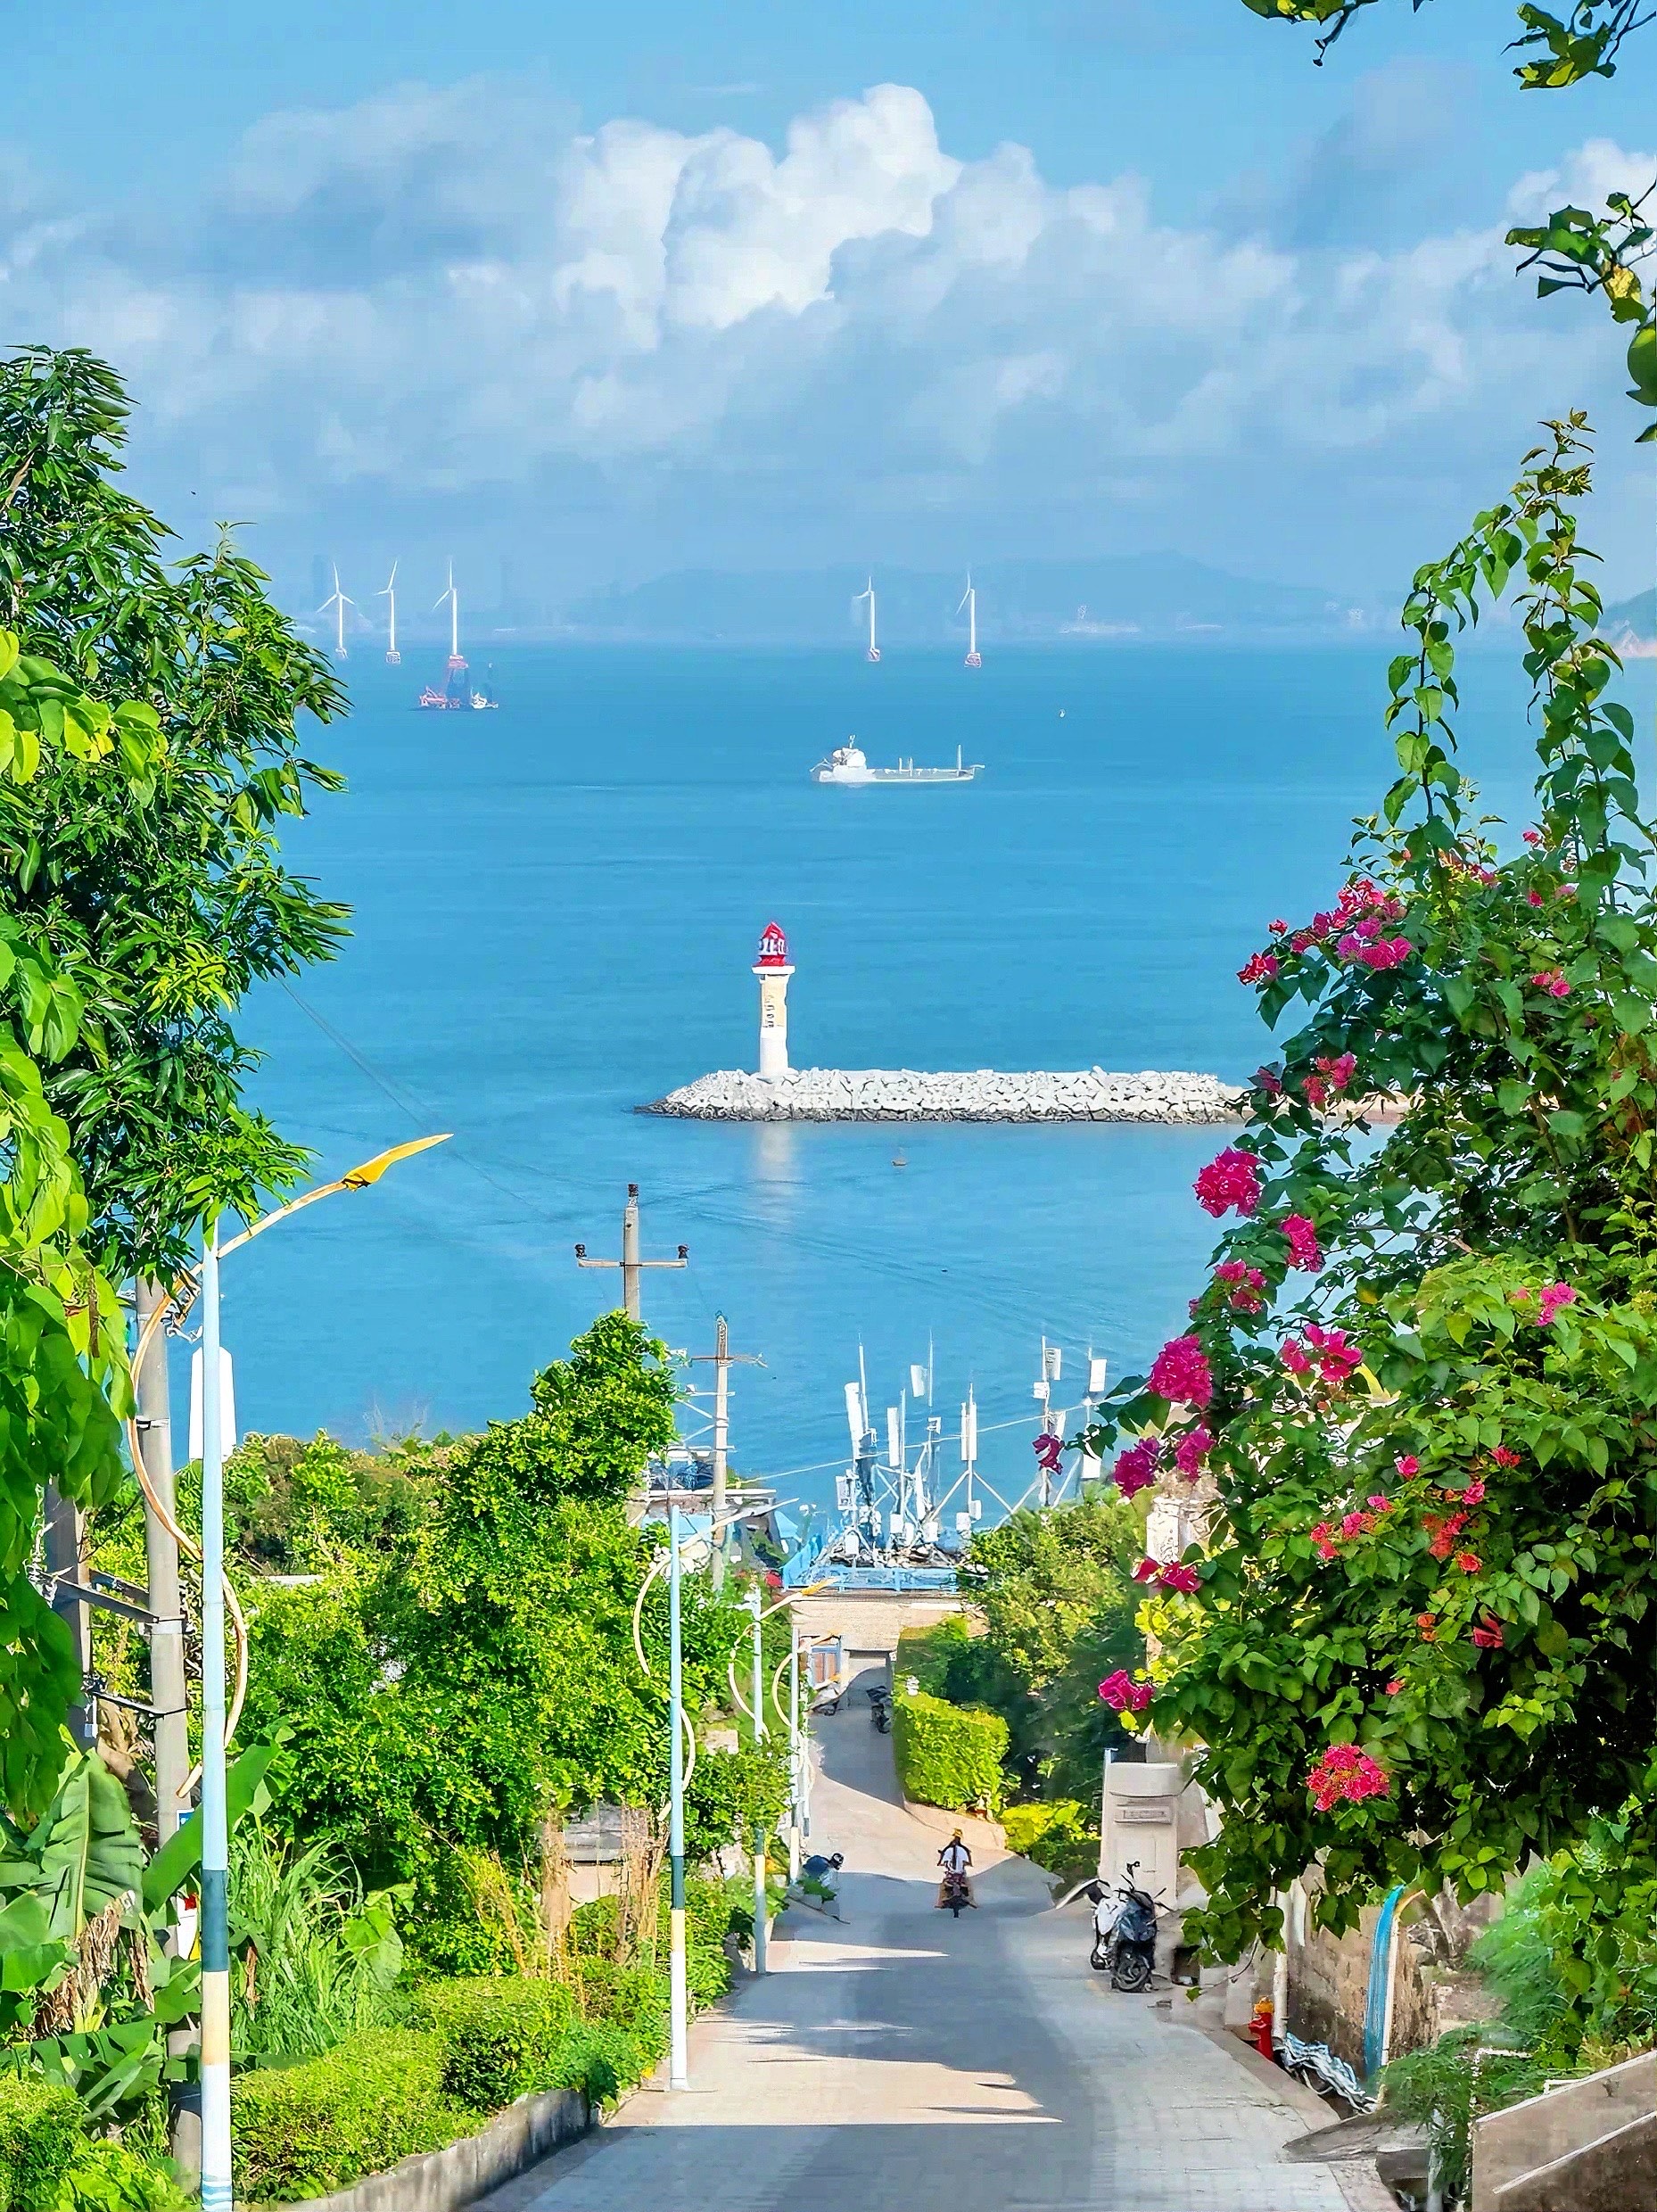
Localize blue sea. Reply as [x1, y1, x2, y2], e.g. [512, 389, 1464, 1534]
[204, 639, 1641, 1515]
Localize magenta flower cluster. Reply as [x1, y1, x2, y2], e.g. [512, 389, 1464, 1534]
[1282, 1325, 1363, 1385]
[1212, 1260, 1265, 1313]
[1307, 1745, 1390, 1812]
[1515, 1281, 1578, 1326]
[1148, 1334, 1212, 1408]
[1194, 1147, 1263, 1218]
[1112, 1437, 1161, 1499]
[1281, 1214, 1322, 1272]
[1098, 1670, 1154, 1713]
[1173, 1424, 1213, 1479]
[1134, 1557, 1201, 1595]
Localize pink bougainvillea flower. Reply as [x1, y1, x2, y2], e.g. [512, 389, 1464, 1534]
[1033, 1432, 1064, 1475]
[1194, 1147, 1263, 1217]
[1335, 931, 1364, 961]
[1527, 889, 1545, 907]
[1214, 1259, 1266, 1313]
[1255, 1065, 1284, 1097]
[1268, 919, 1289, 935]
[1458, 1478, 1487, 1505]
[1305, 1075, 1329, 1109]
[1282, 1340, 1314, 1377]
[1315, 1052, 1357, 1092]
[1158, 1562, 1201, 1595]
[1537, 1283, 1577, 1326]
[1133, 1557, 1161, 1584]
[1098, 1670, 1154, 1713]
[1530, 969, 1570, 998]
[1471, 1618, 1504, 1650]
[1149, 1334, 1213, 1408]
[1395, 1455, 1420, 1478]
[1367, 1494, 1393, 1514]
[1287, 1324, 1363, 1385]
[1340, 1510, 1374, 1539]
[1307, 1744, 1391, 1812]
[1112, 1437, 1161, 1500]
[1282, 1214, 1323, 1272]
[1361, 937, 1413, 970]
[1309, 1521, 1340, 1561]
[1455, 1550, 1482, 1575]
[1523, 830, 1542, 845]
[1491, 1447, 1521, 1469]
[1173, 1424, 1213, 1479]
[1238, 950, 1281, 985]
[1385, 1679, 1405, 1696]
[1426, 1510, 1469, 1560]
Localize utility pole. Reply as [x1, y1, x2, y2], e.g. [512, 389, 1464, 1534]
[688, 1314, 763, 1589]
[574, 1184, 687, 1321]
[748, 1585, 769, 1976]
[135, 1278, 191, 1840]
[43, 1485, 93, 1749]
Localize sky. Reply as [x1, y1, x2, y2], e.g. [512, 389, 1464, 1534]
[4, 0, 1654, 616]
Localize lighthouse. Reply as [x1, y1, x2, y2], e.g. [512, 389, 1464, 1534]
[753, 921, 795, 1080]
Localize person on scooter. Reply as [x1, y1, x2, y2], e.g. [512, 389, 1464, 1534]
[936, 1829, 977, 1908]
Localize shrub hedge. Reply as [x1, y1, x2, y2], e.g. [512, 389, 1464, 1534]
[1001, 1799, 1100, 1875]
[0, 2079, 81, 2212]
[893, 1688, 1008, 1813]
[229, 2029, 466, 2202]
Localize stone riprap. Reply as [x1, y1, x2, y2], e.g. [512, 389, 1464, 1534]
[639, 1067, 1244, 1123]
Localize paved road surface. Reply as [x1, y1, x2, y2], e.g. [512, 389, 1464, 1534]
[488, 1673, 1387, 2212]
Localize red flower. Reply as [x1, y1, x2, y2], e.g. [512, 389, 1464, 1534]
[1523, 830, 1541, 845]
[1255, 1065, 1284, 1097]
[1214, 1260, 1266, 1313]
[1133, 1558, 1161, 1584]
[1158, 1562, 1201, 1595]
[1385, 1679, 1405, 1696]
[1268, 919, 1289, 935]
[1149, 1335, 1213, 1409]
[1425, 1510, 1469, 1559]
[1194, 1147, 1264, 1218]
[1174, 1425, 1213, 1480]
[1537, 1283, 1577, 1327]
[1340, 1510, 1374, 1539]
[1471, 1619, 1504, 1649]
[1282, 1341, 1314, 1376]
[1238, 951, 1281, 985]
[1309, 1521, 1340, 1562]
[1530, 968, 1570, 999]
[1457, 1478, 1487, 1506]
[1395, 1455, 1420, 1478]
[1367, 1494, 1393, 1513]
[1491, 1447, 1521, 1468]
[1455, 1550, 1481, 1574]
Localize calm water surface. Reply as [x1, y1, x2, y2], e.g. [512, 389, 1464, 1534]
[208, 640, 1640, 1510]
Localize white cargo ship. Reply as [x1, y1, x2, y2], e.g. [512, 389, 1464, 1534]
[811, 741, 982, 786]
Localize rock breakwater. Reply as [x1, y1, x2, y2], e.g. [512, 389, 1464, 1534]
[639, 1068, 1245, 1123]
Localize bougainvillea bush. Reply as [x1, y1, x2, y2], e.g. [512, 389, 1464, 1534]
[1084, 418, 1657, 1962]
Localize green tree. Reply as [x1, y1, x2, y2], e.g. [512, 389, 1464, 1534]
[0, 347, 348, 1275]
[954, 1492, 1143, 1797]
[1235, 2, 1657, 442]
[1085, 421, 1657, 1959]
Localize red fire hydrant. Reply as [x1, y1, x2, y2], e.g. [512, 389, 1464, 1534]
[1249, 1998, 1275, 2060]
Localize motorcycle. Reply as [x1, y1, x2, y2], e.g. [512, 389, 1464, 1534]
[1088, 1862, 1160, 1993]
[867, 1686, 892, 1733]
[941, 1868, 971, 1917]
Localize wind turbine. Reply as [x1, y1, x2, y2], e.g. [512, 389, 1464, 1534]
[317, 565, 354, 659]
[855, 576, 880, 663]
[433, 560, 465, 672]
[958, 574, 982, 668]
[378, 563, 400, 665]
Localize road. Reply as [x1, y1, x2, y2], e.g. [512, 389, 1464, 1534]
[487, 1673, 1388, 2212]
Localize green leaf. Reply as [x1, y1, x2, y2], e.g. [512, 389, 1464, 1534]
[141, 1740, 282, 1914]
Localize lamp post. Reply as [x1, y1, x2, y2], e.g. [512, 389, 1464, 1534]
[747, 1587, 768, 1974]
[666, 1502, 688, 2091]
[180, 1135, 449, 2212]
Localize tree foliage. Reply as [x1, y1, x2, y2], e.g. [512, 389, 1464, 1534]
[0, 348, 348, 1275]
[1085, 421, 1657, 1958]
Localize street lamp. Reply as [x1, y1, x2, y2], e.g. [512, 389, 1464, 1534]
[134, 1135, 449, 2212]
[630, 1504, 781, 2084]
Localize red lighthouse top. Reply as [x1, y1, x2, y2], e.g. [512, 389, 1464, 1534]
[754, 921, 789, 968]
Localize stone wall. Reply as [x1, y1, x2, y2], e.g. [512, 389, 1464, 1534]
[640, 1067, 1243, 1123]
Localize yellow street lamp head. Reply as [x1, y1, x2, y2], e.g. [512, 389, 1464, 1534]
[340, 1133, 451, 1187]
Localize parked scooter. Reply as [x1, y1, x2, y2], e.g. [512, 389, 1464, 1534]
[867, 1686, 893, 1733]
[1088, 1862, 1161, 1992]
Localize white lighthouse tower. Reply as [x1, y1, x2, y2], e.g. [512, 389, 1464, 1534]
[753, 920, 795, 1080]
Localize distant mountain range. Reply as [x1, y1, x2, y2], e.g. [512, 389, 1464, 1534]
[565, 554, 1375, 644]
[1608, 587, 1655, 643]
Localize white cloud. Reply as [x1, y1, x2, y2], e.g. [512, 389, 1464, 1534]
[2, 78, 1649, 573]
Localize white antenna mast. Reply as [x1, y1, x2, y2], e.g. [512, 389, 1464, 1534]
[856, 577, 881, 663]
[317, 565, 354, 659]
[958, 574, 981, 668]
[378, 563, 400, 665]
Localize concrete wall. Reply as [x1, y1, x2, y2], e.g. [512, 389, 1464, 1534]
[1472, 2053, 1657, 2212]
[787, 1589, 972, 1663]
[255, 2084, 589, 2212]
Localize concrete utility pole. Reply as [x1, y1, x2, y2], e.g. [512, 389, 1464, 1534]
[134, 1278, 191, 1840]
[688, 1314, 764, 1589]
[574, 1184, 687, 1321]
